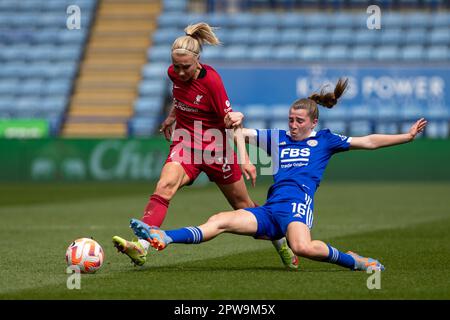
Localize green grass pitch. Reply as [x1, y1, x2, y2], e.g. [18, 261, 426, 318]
[0, 181, 449, 299]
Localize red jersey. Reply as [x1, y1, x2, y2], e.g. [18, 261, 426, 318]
[168, 64, 233, 150]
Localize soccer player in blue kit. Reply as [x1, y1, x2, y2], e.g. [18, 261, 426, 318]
[128, 78, 427, 271]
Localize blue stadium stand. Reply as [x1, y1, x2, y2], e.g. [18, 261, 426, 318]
[133, 2, 449, 137]
[0, 0, 97, 136]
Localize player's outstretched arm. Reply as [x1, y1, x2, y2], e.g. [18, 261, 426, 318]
[350, 118, 427, 150]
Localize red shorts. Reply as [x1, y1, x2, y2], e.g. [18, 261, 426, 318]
[165, 143, 242, 185]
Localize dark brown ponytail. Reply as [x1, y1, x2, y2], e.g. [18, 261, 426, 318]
[308, 78, 348, 109]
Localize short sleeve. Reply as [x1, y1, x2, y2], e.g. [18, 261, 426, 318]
[323, 129, 352, 153]
[207, 72, 232, 119]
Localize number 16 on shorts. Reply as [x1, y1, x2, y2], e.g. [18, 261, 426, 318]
[291, 193, 313, 228]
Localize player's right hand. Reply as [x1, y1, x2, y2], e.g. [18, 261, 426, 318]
[224, 112, 244, 128]
[160, 117, 176, 141]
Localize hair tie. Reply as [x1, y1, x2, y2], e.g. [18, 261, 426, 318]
[186, 33, 195, 38]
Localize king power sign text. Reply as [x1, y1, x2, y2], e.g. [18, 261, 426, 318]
[217, 65, 449, 108]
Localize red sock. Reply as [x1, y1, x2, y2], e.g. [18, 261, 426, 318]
[141, 194, 170, 227]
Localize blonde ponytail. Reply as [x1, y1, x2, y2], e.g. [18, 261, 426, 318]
[172, 22, 221, 56]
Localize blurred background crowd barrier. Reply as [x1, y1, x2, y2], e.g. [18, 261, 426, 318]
[0, 0, 449, 181]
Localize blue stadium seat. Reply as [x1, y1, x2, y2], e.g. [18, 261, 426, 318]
[134, 97, 163, 117]
[350, 104, 376, 120]
[41, 96, 68, 115]
[147, 45, 172, 62]
[351, 45, 374, 60]
[382, 13, 406, 28]
[273, 46, 298, 61]
[207, 14, 231, 28]
[229, 13, 257, 29]
[379, 29, 403, 46]
[223, 45, 248, 61]
[401, 104, 426, 120]
[57, 30, 87, 44]
[256, 13, 281, 28]
[279, 13, 305, 29]
[229, 28, 253, 44]
[430, 28, 450, 45]
[377, 104, 399, 120]
[45, 80, 72, 96]
[324, 45, 349, 61]
[19, 80, 44, 96]
[163, 0, 187, 12]
[374, 46, 400, 60]
[0, 96, 14, 112]
[401, 45, 424, 60]
[404, 13, 431, 28]
[330, 29, 354, 45]
[202, 46, 223, 60]
[0, 80, 19, 94]
[153, 29, 182, 45]
[280, 29, 303, 45]
[252, 28, 278, 45]
[298, 46, 323, 60]
[128, 117, 159, 137]
[304, 14, 330, 29]
[270, 104, 289, 120]
[185, 13, 205, 26]
[404, 29, 426, 45]
[142, 64, 167, 79]
[304, 29, 329, 45]
[248, 45, 273, 61]
[330, 13, 357, 29]
[376, 123, 399, 134]
[350, 120, 372, 136]
[430, 13, 450, 28]
[139, 80, 167, 96]
[426, 46, 449, 61]
[242, 104, 266, 119]
[158, 13, 185, 29]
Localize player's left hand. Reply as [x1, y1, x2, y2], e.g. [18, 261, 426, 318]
[409, 118, 427, 140]
[241, 163, 257, 187]
[224, 112, 244, 128]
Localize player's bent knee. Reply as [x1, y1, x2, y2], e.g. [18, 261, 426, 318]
[206, 212, 226, 225]
[155, 179, 179, 199]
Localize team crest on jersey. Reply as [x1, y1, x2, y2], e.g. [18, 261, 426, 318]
[194, 95, 203, 105]
[307, 139, 318, 147]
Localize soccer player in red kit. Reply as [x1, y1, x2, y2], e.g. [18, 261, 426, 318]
[113, 23, 297, 270]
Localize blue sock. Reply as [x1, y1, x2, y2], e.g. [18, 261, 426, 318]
[325, 244, 356, 270]
[165, 227, 203, 244]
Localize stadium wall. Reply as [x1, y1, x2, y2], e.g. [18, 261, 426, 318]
[1, 138, 449, 182]
[216, 65, 450, 110]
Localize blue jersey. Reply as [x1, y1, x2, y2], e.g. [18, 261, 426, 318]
[256, 129, 352, 202]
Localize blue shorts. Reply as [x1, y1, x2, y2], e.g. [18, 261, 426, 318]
[245, 192, 314, 240]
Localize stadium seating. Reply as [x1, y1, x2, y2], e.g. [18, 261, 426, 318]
[0, 0, 97, 135]
[152, 11, 450, 63]
[2, 0, 448, 138]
